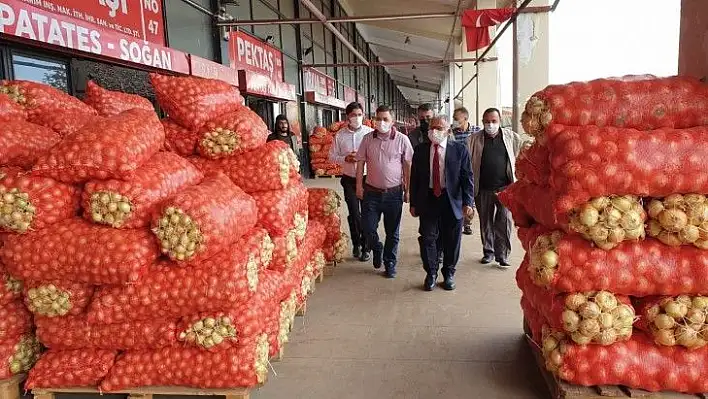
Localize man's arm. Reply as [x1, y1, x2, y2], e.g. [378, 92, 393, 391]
[409, 152, 419, 214]
[460, 146, 475, 208]
[402, 136, 414, 203]
[355, 136, 368, 199]
[328, 132, 347, 166]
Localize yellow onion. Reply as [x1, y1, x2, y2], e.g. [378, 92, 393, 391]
[688, 202, 708, 225]
[658, 231, 683, 247]
[561, 310, 580, 332]
[590, 196, 611, 210]
[152, 207, 203, 261]
[201, 127, 241, 157]
[0, 85, 27, 105]
[26, 284, 72, 317]
[647, 219, 663, 237]
[664, 193, 685, 209]
[680, 225, 701, 243]
[578, 204, 600, 226]
[607, 226, 626, 244]
[89, 191, 133, 228]
[570, 331, 592, 345]
[0, 186, 34, 233]
[611, 196, 634, 212]
[8, 334, 41, 375]
[658, 208, 689, 232]
[620, 211, 643, 230]
[655, 329, 676, 346]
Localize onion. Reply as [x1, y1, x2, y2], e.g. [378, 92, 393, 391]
[617, 326, 633, 340]
[688, 202, 708, 225]
[611, 196, 633, 212]
[542, 336, 559, 352]
[595, 329, 618, 345]
[588, 225, 609, 242]
[693, 296, 708, 310]
[645, 304, 660, 322]
[534, 267, 556, 286]
[676, 325, 700, 348]
[578, 302, 601, 319]
[201, 127, 241, 158]
[595, 240, 617, 250]
[677, 295, 693, 306]
[540, 250, 559, 268]
[647, 200, 665, 219]
[565, 293, 587, 311]
[594, 291, 618, 311]
[680, 225, 700, 243]
[26, 285, 72, 317]
[571, 331, 593, 345]
[647, 219, 663, 237]
[658, 231, 683, 247]
[619, 211, 643, 230]
[694, 239, 708, 250]
[590, 196, 611, 210]
[152, 207, 203, 261]
[625, 227, 644, 240]
[181, 315, 237, 349]
[664, 194, 685, 209]
[0, 186, 34, 233]
[578, 204, 600, 227]
[8, 334, 41, 375]
[561, 310, 581, 332]
[605, 208, 623, 227]
[607, 226, 626, 244]
[612, 304, 635, 320]
[89, 191, 133, 228]
[685, 193, 706, 205]
[598, 313, 615, 329]
[658, 208, 689, 232]
[664, 301, 688, 318]
[654, 313, 675, 330]
[655, 328, 676, 346]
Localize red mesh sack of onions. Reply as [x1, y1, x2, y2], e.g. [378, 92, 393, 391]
[87, 229, 266, 324]
[84, 80, 154, 117]
[28, 109, 97, 137]
[0, 263, 22, 307]
[633, 295, 708, 350]
[0, 172, 81, 234]
[0, 121, 60, 169]
[307, 188, 341, 218]
[499, 182, 558, 229]
[515, 143, 550, 186]
[25, 349, 117, 389]
[197, 107, 269, 159]
[547, 124, 708, 214]
[100, 333, 270, 391]
[33, 108, 165, 183]
[519, 226, 708, 296]
[189, 140, 299, 194]
[0, 80, 96, 119]
[149, 73, 241, 130]
[521, 75, 708, 143]
[323, 232, 348, 263]
[83, 152, 203, 229]
[0, 333, 41, 379]
[162, 118, 200, 157]
[151, 172, 257, 262]
[269, 230, 298, 271]
[0, 218, 159, 285]
[0, 93, 27, 122]
[516, 266, 634, 346]
[23, 280, 94, 318]
[0, 300, 32, 341]
[320, 213, 343, 242]
[35, 314, 177, 350]
[252, 182, 308, 238]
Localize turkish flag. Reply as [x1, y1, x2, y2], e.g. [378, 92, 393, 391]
[461, 8, 515, 52]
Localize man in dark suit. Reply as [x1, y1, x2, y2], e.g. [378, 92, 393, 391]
[410, 116, 475, 291]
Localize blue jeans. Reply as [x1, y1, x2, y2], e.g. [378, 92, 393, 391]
[362, 187, 404, 270]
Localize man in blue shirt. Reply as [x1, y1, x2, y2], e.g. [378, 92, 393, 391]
[451, 107, 480, 235]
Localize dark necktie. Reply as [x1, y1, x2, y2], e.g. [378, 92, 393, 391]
[433, 144, 442, 197]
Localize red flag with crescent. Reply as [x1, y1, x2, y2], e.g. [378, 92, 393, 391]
[461, 8, 515, 52]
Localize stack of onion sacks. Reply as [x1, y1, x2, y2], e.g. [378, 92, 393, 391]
[567, 195, 645, 249]
[646, 194, 708, 248]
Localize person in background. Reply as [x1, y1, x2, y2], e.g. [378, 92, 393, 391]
[410, 115, 474, 291]
[268, 115, 299, 155]
[408, 103, 435, 148]
[452, 107, 481, 236]
[356, 105, 414, 279]
[329, 102, 374, 262]
[469, 108, 529, 269]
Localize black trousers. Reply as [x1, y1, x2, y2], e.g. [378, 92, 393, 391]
[418, 190, 463, 277]
[341, 175, 368, 251]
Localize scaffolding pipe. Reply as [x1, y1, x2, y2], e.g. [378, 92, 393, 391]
[299, 0, 369, 66]
[303, 56, 497, 68]
[216, 12, 456, 26]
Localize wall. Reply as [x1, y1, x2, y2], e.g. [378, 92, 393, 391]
[679, 0, 708, 79]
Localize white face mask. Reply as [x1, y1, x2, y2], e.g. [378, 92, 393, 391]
[451, 120, 461, 129]
[376, 120, 392, 133]
[484, 123, 500, 135]
[349, 115, 363, 129]
[428, 129, 447, 145]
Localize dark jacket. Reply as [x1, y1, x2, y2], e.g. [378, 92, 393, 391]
[410, 140, 474, 220]
[267, 132, 298, 153]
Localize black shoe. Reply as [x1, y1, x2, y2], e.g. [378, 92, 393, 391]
[359, 251, 371, 262]
[496, 259, 511, 269]
[442, 276, 456, 291]
[424, 274, 436, 291]
[480, 256, 494, 264]
[463, 226, 473, 235]
[373, 247, 383, 269]
[352, 245, 361, 259]
[384, 266, 396, 279]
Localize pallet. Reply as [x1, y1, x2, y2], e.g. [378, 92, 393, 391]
[0, 375, 24, 399]
[316, 269, 325, 283]
[323, 261, 336, 277]
[32, 384, 257, 399]
[314, 174, 340, 179]
[523, 319, 706, 399]
[295, 301, 307, 317]
[270, 346, 285, 363]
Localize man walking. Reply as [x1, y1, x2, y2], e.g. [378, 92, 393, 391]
[469, 108, 529, 268]
[452, 107, 481, 235]
[356, 105, 414, 279]
[410, 116, 474, 291]
[408, 103, 435, 148]
[329, 102, 373, 261]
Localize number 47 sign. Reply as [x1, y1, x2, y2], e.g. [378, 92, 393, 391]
[97, 0, 160, 17]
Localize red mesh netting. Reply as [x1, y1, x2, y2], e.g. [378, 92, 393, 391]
[0, 300, 32, 341]
[252, 182, 308, 237]
[197, 108, 269, 159]
[25, 349, 117, 389]
[23, 280, 94, 318]
[0, 121, 60, 169]
[84, 80, 154, 117]
[307, 188, 341, 218]
[163, 118, 200, 157]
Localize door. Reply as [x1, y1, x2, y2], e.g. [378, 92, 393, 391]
[247, 97, 275, 131]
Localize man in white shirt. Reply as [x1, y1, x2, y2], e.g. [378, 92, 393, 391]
[329, 102, 374, 261]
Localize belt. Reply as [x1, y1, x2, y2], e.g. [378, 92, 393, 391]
[365, 184, 401, 193]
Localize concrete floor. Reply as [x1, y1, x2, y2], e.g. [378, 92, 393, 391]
[253, 178, 549, 399]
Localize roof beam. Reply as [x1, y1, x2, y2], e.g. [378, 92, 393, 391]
[393, 79, 440, 93]
[303, 56, 496, 68]
[361, 21, 452, 42]
[216, 12, 455, 27]
[367, 39, 443, 59]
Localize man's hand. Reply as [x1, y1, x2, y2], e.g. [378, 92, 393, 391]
[410, 207, 417, 217]
[463, 205, 475, 219]
[345, 152, 357, 163]
[356, 185, 364, 200]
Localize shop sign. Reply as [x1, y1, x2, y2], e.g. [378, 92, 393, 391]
[303, 67, 334, 97]
[343, 86, 356, 104]
[0, 0, 189, 73]
[229, 30, 283, 83]
[304, 91, 347, 110]
[9, 0, 165, 45]
[238, 70, 296, 102]
[190, 55, 238, 86]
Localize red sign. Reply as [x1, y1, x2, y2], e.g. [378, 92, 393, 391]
[344, 86, 356, 103]
[305, 91, 347, 110]
[238, 70, 296, 102]
[12, 0, 165, 45]
[0, 0, 189, 73]
[303, 67, 334, 97]
[229, 31, 283, 82]
[190, 55, 238, 86]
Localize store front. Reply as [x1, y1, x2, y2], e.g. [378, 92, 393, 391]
[303, 67, 349, 128]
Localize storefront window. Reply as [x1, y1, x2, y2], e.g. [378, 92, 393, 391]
[166, 0, 215, 61]
[12, 53, 68, 92]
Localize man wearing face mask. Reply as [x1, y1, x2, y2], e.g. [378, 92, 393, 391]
[410, 116, 474, 291]
[329, 102, 374, 261]
[469, 108, 530, 268]
[408, 103, 435, 148]
[452, 107, 481, 235]
[356, 105, 414, 279]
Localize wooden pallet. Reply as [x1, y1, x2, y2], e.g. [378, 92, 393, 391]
[0, 375, 24, 399]
[523, 320, 706, 399]
[32, 384, 257, 399]
[314, 174, 340, 179]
